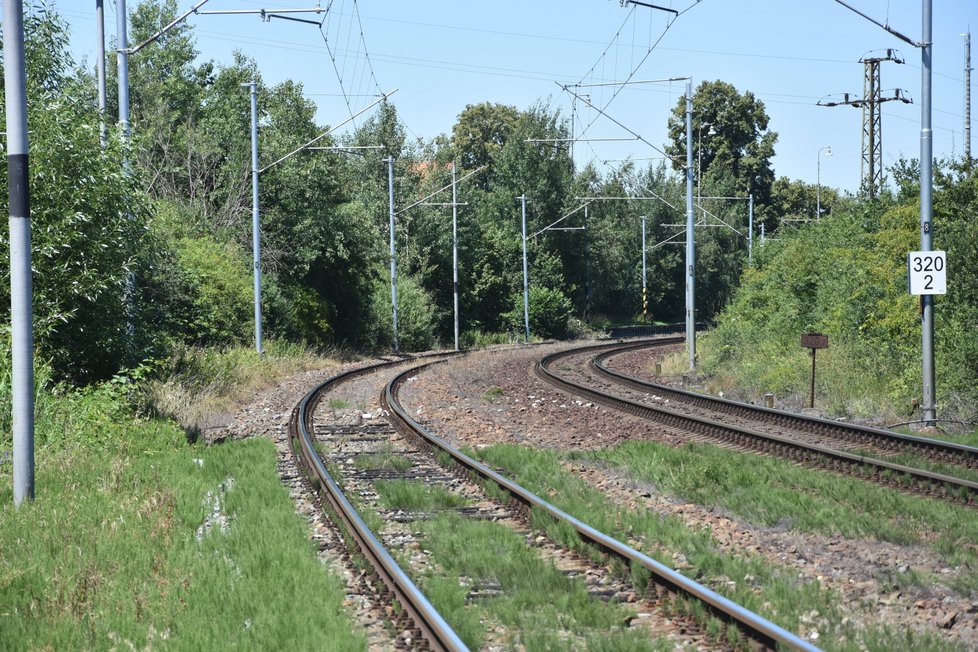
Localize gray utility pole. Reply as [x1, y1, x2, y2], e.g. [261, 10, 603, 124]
[748, 193, 754, 263]
[920, 0, 936, 426]
[388, 157, 399, 354]
[520, 194, 530, 343]
[97, 0, 107, 146]
[965, 32, 972, 166]
[685, 81, 696, 371]
[245, 81, 263, 354]
[641, 216, 648, 321]
[5, 0, 35, 506]
[451, 162, 460, 352]
[584, 203, 591, 319]
[117, 0, 131, 142]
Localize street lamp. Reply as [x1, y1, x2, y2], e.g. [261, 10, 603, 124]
[697, 122, 716, 213]
[817, 145, 832, 218]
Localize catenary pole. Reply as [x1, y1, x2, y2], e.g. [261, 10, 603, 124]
[452, 162, 460, 351]
[520, 193, 530, 343]
[920, 0, 936, 426]
[116, 0, 135, 347]
[748, 193, 754, 263]
[246, 81, 263, 354]
[965, 32, 972, 166]
[641, 215, 647, 320]
[5, 0, 35, 506]
[388, 157, 399, 353]
[685, 81, 696, 370]
[117, 0, 130, 141]
[584, 203, 591, 318]
[96, 0, 107, 146]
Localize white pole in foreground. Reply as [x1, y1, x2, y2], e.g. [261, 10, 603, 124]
[685, 81, 696, 371]
[520, 193, 530, 343]
[452, 162, 460, 351]
[388, 157, 399, 353]
[246, 81, 263, 354]
[5, 0, 35, 506]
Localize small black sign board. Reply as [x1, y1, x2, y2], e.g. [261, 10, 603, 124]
[801, 333, 828, 349]
[801, 333, 828, 409]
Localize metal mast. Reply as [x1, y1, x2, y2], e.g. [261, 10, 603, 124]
[5, 0, 35, 505]
[819, 49, 909, 197]
[965, 32, 972, 166]
[246, 81, 263, 354]
[920, 0, 936, 426]
[388, 157, 399, 353]
[684, 81, 696, 371]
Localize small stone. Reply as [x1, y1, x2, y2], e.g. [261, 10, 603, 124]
[938, 612, 958, 629]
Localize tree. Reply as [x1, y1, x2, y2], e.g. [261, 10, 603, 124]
[666, 80, 778, 212]
[451, 102, 520, 188]
[1, 5, 150, 381]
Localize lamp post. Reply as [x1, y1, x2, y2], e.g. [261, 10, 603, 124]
[696, 122, 716, 214]
[816, 146, 832, 218]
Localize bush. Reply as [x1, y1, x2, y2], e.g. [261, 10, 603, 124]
[506, 286, 574, 340]
[365, 272, 438, 352]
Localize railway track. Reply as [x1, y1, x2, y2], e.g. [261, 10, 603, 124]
[288, 350, 821, 651]
[535, 339, 978, 506]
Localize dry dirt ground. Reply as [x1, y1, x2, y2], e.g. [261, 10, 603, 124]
[216, 343, 978, 650]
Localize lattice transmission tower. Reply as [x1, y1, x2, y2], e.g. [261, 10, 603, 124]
[819, 49, 912, 197]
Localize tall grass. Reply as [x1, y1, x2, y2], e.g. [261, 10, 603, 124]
[0, 378, 364, 650]
[141, 340, 339, 436]
[470, 443, 964, 651]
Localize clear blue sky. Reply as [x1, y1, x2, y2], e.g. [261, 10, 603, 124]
[50, 0, 977, 194]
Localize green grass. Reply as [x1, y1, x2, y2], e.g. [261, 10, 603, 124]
[374, 480, 469, 511]
[0, 383, 364, 651]
[483, 386, 505, 402]
[469, 443, 966, 652]
[141, 340, 338, 437]
[579, 441, 978, 552]
[412, 513, 672, 651]
[353, 450, 413, 472]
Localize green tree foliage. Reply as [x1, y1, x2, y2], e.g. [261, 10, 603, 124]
[1, 5, 150, 381]
[701, 158, 978, 419]
[506, 286, 574, 340]
[771, 176, 840, 222]
[452, 102, 520, 189]
[666, 80, 778, 220]
[365, 271, 437, 352]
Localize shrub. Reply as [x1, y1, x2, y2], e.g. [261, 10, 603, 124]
[365, 272, 438, 352]
[505, 286, 574, 340]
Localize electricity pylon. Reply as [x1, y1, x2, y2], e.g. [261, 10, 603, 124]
[819, 49, 912, 197]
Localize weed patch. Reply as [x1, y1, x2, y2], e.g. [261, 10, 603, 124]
[471, 443, 966, 650]
[0, 383, 362, 650]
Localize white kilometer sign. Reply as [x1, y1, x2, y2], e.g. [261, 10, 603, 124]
[907, 250, 947, 295]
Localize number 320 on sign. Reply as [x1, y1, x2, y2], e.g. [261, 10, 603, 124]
[907, 251, 947, 295]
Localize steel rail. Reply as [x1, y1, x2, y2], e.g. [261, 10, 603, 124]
[383, 361, 820, 652]
[592, 342, 978, 470]
[289, 355, 469, 652]
[536, 344, 978, 505]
